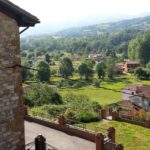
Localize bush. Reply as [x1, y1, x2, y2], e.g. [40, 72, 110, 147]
[28, 92, 102, 123]
[51, 69, 57, 76]
[57, 79, 74, 88]
[63, 93, 101, 122]
[24, 83, 62, 106]
[91, 101, 102, 113]
[79, 112, 100, 123]
[64, 109, 76, 120]
[71, 81, 86, 88]
[93, 79, 101, 88]
[29, 104, 67, 118]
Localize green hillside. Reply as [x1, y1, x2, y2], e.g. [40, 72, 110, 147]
[53, 15, 150, 38]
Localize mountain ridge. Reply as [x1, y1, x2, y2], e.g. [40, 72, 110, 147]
[52, 15, 150, 38]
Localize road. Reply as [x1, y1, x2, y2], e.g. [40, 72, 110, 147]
[25, 121, 95, 150]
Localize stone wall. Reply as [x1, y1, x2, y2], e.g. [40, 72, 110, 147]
[0, 12, 25, 150]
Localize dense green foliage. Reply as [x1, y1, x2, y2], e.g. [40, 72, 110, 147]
[96, 62, 106, 79]
[30, 104, 67, 118]
[20, 29, 140, 57]
[128, 33, 150, 65]
[24, 83, 62, 106]
[45, 54, 51, 64]
[29, 93, 101, 123]
[35, 61, 50, 82]
[106, 57, 116, 79]
[78, 63, 93, 80]
[59, 57, 74, 79]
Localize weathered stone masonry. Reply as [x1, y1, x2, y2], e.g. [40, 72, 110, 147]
[0, 0, 39, 149]
[0, 12, 25, 150]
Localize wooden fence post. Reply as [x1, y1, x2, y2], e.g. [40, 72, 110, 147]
[107, 127, 115, 143]
[58, 115, 66, 126]
[95, 133, 104, 150]
[145, 120, 150, 128]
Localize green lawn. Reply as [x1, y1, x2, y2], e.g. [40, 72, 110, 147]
[85, 121, 150, 150]
[23, 74, 150, 106]
[59, 86, 121, 106]
[58, 75, 150, 106]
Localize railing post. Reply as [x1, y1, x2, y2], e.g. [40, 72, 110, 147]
[107, 127, 115, 143]
[35, 134, 46, 150]
[116, 144, 124, 150]
[95, 133, 104, 150]
[112, 111, 119, 120]
[58, 115, 66, 126]
[145, 120, 150, 128]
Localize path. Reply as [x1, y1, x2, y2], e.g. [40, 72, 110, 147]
[25, 121, 95, 150]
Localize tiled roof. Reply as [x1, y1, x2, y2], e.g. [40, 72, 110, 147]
[117, 100, 141, 111]
[0, 0, 40, 26]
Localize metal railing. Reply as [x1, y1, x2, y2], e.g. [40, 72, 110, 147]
[25, 142, 58, 150]
[25, 142, 34, 150]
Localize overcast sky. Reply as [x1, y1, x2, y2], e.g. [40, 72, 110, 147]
[10, 0, 150, 35]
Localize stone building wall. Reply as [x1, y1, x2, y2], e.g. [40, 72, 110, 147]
[0, 12, 25, 150]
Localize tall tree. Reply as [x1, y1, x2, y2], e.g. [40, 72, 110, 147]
[106, 57, 115, 79]
[59, 57, 74, 79]
[78, 63, 93, 80]
[45, 53, 51, 64]
[35, 61, 50, 82]
[96, 62, 106, 79]
[84, 59, 95, 68]
[128, 33, 150, 65]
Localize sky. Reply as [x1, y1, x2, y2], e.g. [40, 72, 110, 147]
[10, 0, 150, 35]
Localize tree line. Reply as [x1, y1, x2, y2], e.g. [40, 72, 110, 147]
[21, 29, 139, 57]
[22, 56, 116, 83]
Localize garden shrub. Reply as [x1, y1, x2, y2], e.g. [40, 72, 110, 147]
[24, 83, 62, 106]
[93, 79, 101, 88]
[71, 81, 86, 88]
[29, 92, 102, 123]
[91, 101, 102, 113]
[63, 93, 101, 122]
[29, 104, 67, 118]
[79, 112, 100, 123]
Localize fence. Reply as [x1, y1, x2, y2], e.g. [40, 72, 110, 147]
[25, 113, 124, 150]
[112, 111, 150, 128]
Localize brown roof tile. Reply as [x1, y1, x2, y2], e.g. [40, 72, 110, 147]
[0, 0, 40, 26]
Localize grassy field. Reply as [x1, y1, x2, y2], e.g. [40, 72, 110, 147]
[58, 75, 150, 106]
[24, 60, 150, 106]
[85, 121, 150, 150]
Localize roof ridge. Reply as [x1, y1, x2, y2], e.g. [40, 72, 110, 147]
[0, 0, 40, 26]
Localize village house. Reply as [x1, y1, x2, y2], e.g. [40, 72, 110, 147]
[0, 0, 39, 149]
[122, 84, 150, 111]
[88, 54, 105, 62]
[124, 60, 140, 73]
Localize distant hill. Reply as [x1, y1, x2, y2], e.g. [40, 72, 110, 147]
[52, 16, 150, 38]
